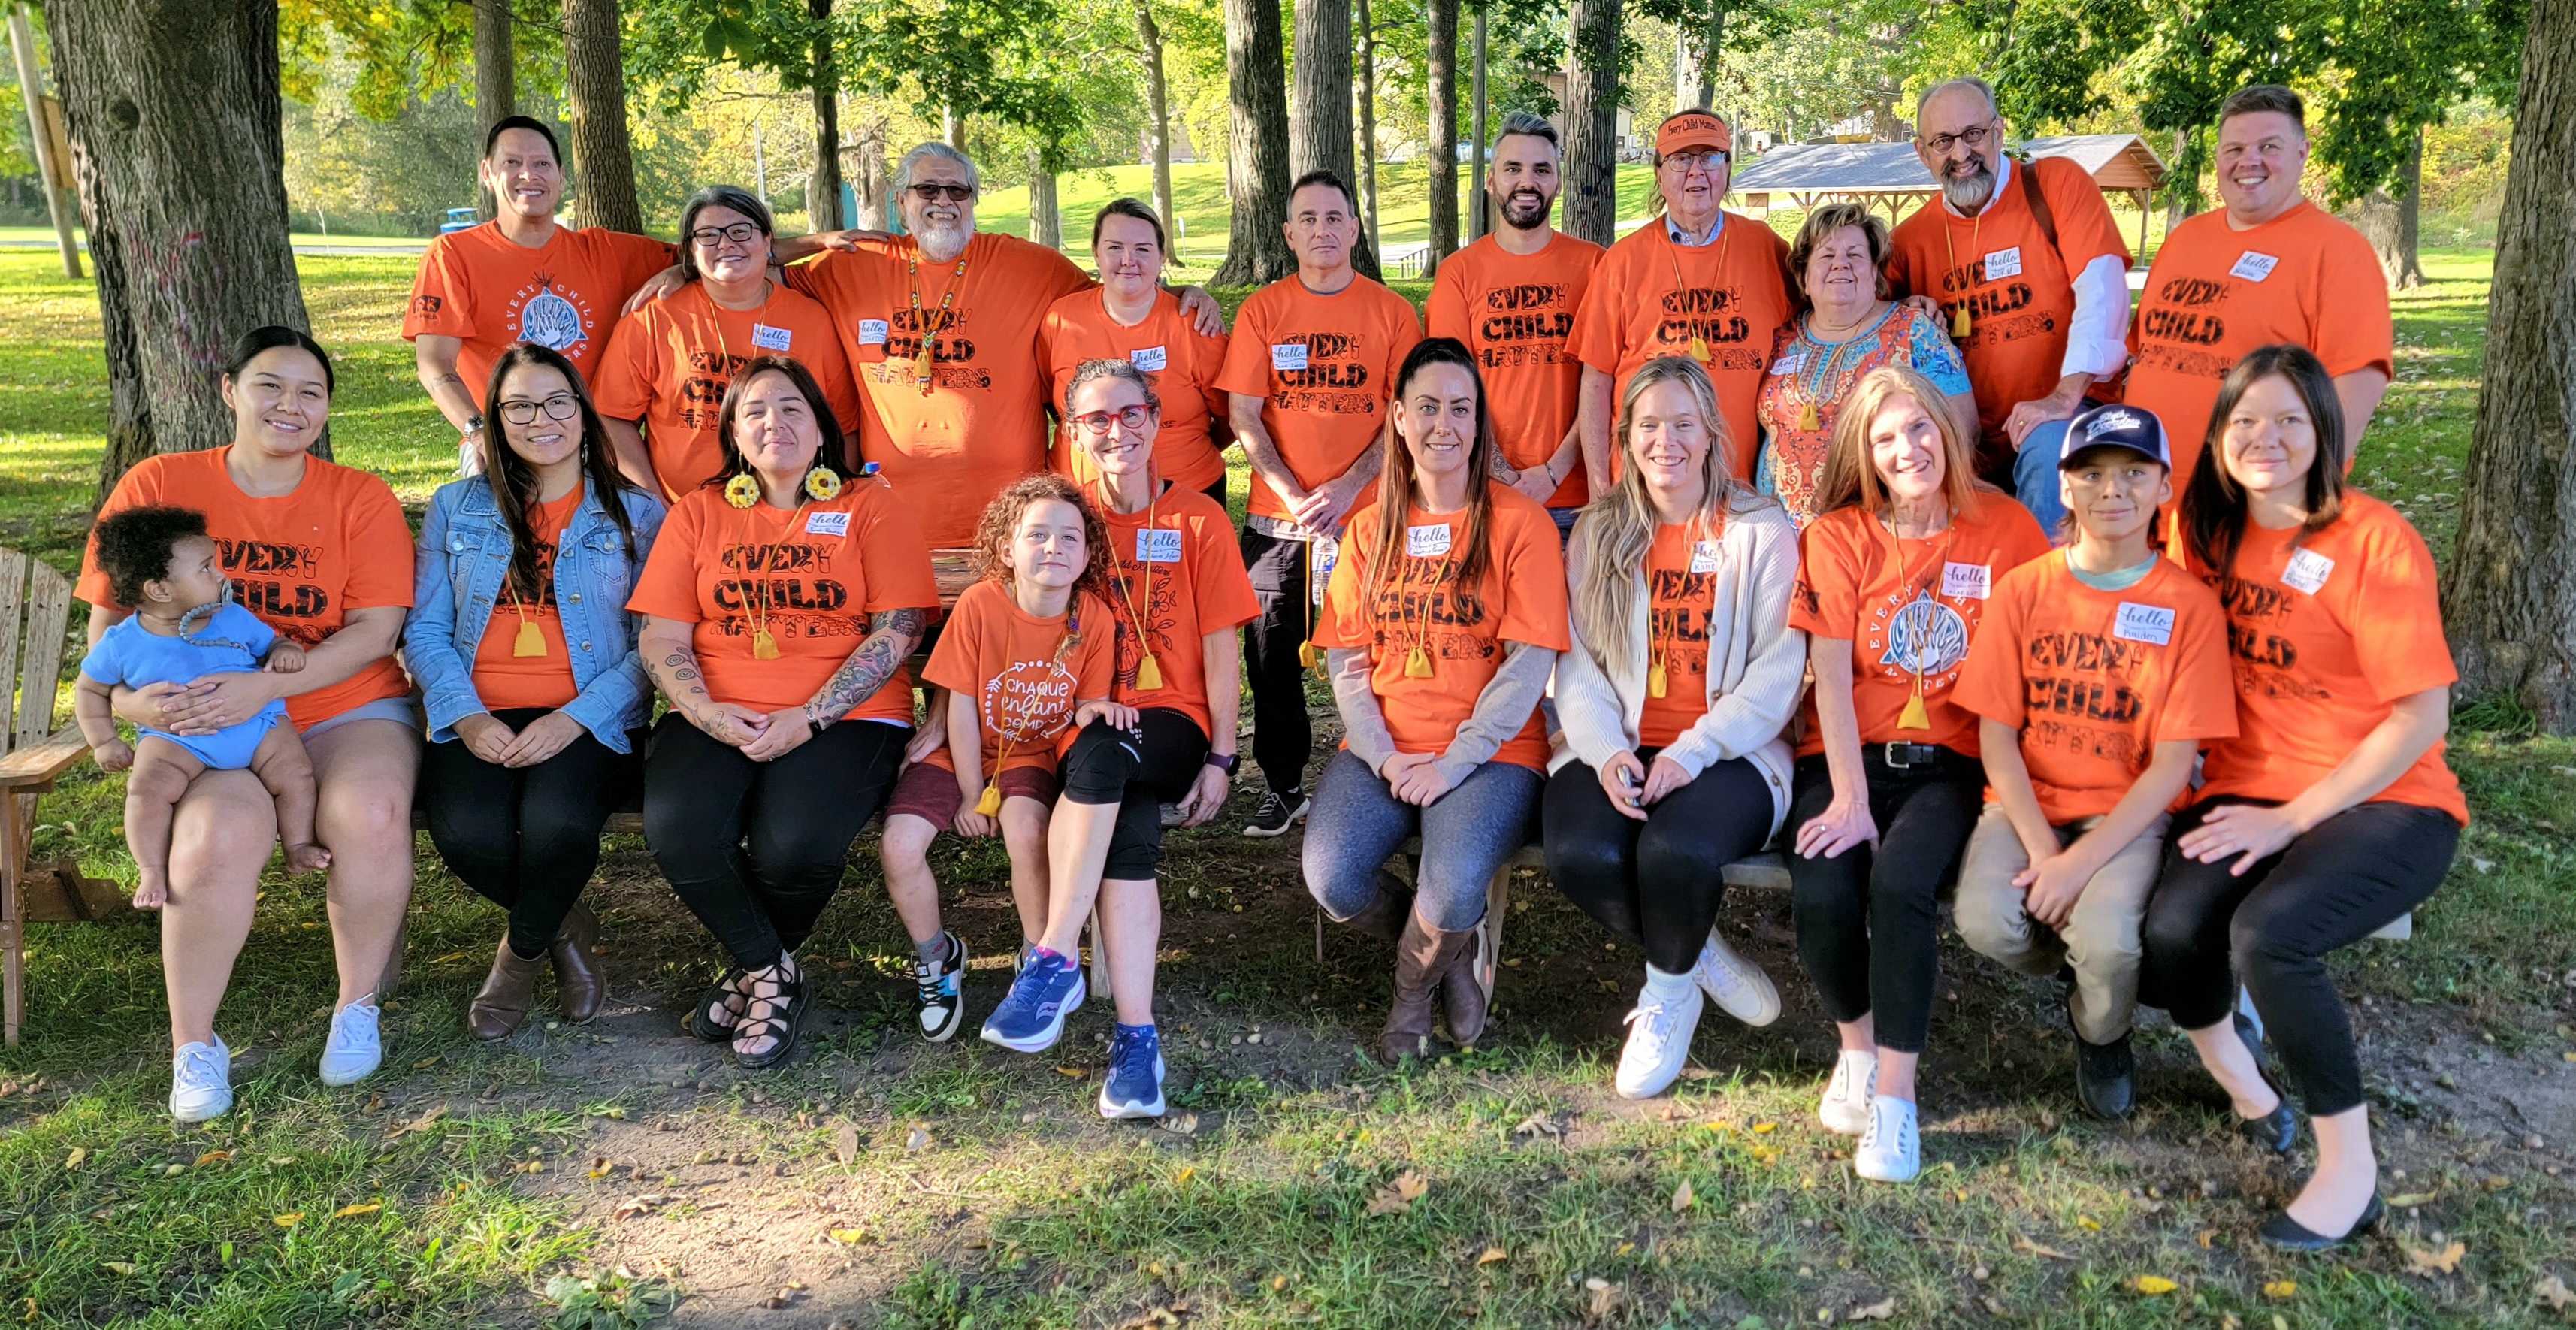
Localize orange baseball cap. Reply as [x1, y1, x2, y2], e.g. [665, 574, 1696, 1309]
[1656, 111, 1733, 159]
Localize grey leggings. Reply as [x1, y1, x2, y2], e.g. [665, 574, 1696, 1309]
[1302, 749, 1543, 932]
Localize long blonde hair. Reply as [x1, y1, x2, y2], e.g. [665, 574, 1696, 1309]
[1570, 356, 1746, 670]
[1812, 364, 1991, 519]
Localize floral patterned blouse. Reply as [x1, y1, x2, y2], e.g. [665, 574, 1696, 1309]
[1755, 303, 1970, 525]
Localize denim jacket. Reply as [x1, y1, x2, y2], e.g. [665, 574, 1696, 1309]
[405, 476, 667, 753]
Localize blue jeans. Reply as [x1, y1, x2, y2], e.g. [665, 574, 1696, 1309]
[1302, 750, 1542, 932]
[2013, 419, 2072, 540]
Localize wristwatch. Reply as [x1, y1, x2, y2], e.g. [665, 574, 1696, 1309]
[803, 701, 839, 732]
[1204, 751, 1240, 775]
[462, 413, 485, 437]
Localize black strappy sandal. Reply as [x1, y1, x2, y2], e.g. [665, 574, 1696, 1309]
[730, 960, 808, 1070]
[684, 970, 749, 1043]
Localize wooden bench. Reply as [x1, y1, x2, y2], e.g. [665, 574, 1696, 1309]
[0, 550, 119, 1048]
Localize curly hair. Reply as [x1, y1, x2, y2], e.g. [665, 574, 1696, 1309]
[92, 506, 210, 609]
[968, 473, 1113, 603]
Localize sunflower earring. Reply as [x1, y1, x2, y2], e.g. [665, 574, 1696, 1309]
[724, 473, 761, 509]
[803, 465, 843, 502]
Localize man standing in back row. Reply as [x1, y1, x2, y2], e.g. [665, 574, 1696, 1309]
[1885, 77, 2135, 531]
[1218, 171, 1425, 838]
[1568, 108, 1794, 489]
[1427, 113, 1603, 537]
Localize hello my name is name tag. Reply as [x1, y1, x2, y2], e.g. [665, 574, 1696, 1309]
[2114, 601, 2175, 646]
[857, 319, 890, 346]
[1983, 247, 2023, 281]
[2282, 547, 2336, 595]
[805, 510, 850, 537]
[1941, 561, 1991, 600]
[1407, 524, 1454, 558]
[1130, 346, 1169, 373]
[1138, 528, 1183, 564]
[1271, 343, 1309, 371]
[751, 324, 794, 352]
[2230, 251, 2280, 283]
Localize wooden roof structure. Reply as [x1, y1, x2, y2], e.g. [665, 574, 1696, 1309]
[1728, 133, 2168, 224]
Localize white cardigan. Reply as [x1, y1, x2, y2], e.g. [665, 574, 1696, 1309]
[1550, 491, 1808, 833]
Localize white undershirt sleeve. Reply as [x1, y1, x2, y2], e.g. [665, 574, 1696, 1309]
[2060, 253, 2134, 381]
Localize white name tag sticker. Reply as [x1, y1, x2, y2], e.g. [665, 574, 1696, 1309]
[1309, 535, 1338, 606]
[1406, 524, 1454, 558]
[1270, 342, 1309, 371]
[2281, 547, 2336, 595]
[804, 510, 850, 538]
[1689, 540, 1722, 574]
[1941, 561, 1992, 600]
[1769, 352, 1805, 376]
[1129, 345, 1169, 373]
[1983, 246, 2024, 280]
[2114, 601, 2176, 646]
[857, 319, 890, 346]
[751, 323, 794, 352]
[2230, 251, 2280, 283]
[1138, 527, 1184, 564]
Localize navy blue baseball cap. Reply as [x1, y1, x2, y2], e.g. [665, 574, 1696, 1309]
[2059, 403, 2171, 470]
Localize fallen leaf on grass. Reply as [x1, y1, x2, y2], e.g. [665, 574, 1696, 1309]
[193, 1150, 232, 1167]
[2406, 1241, 2466, 1276]
[1510, 1113, 1562, 1140]
[2388, 1191, 2438, 1208]
[588, 1158, 615, 1179]
[1175, 1166, 1196, 1185]
[272, 1213, 303, 1228]
[1671, 1179, 1695, 1212]
[1055, 1066, 1087, 1078]
[384, 1105, 448, 1139]
[2076, 1216, 2103, 1232]
[2263, 1280, 2297, 1300]
[1750, 1122, 1778, 1135]
[2534, 1275, 2574, 1310]
[585, 1105, 627, 1120]
[827, 1228, 871, 1245]
[612, 1195, 672, 1220]
[1366, 1170, 1429, 1217]
[62, 1148, 84, 1171]
[333, 1202, 381, 1220]
[834, 1123, 860, 1165]
[2012, 1236, 2075, 1261]
[1476, 1247, 1507, 1265]
[905, 1125, 932, 1153]
[1847, 1297, 1895, 1320]
[101, 1262, 136, 1277]
[2133, 1276, 2178, 1295]
[515, 1160, 544, 1174]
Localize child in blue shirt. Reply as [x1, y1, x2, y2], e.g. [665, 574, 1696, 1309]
[75, 507, 331, 908]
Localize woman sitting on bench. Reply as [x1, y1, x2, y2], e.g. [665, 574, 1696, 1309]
[1304, 337, 1568, 1064]
[1546, 355, 1804, 1101]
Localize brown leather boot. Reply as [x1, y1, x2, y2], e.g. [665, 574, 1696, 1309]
[1380, 911, 1473, 1065]
[550, 900, 606, 1024]
[1440, 927, 1489, 1047]
[468, 938, 546, 1041]
[1338, 872, 1416, 943]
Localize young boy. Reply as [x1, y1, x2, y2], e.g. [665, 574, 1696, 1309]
[1950, 406, 2238, 1120]
[77, 507, 331, 908]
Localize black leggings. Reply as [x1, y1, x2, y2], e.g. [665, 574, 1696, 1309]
[642, 714, 906, 970]
[1060, 709, 1211, 879]
[2142, 797, 2457, 1117]
[1787, 750, 1982, 1054]
[1543, 755, 1774, 973]
[421, 708, 643, 958]
[1239, 524, 1314, 795]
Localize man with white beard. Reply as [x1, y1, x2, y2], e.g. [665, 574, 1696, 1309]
[1885, 77, 2134, 531]
[1426, 113, 1604, 537]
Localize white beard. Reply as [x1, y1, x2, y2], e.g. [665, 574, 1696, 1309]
[915, 216, 973, 262]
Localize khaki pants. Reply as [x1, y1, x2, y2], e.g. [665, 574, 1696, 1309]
[1953, 803, 2169, 1044]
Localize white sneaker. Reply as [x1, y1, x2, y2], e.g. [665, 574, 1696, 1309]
[319, 996, 383, 1087]
[1691, 928, 1781, 1027]
[1818, 1050, 1878, 1136]
[1613, 977, 1703, 1100]
[1854, 1095, 1921, 1183]
[170, 1037, 234, 1123]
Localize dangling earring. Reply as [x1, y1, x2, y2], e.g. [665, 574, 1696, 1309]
[724, 473, 761, 509]
[803, 464, 842, 502]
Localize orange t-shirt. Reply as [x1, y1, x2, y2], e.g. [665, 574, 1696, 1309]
[1092, 482, 1261, 737]
[1215, 274, 1425, 523]
[2124, 200, 2394, 494]
[590, 283, 863, 501]
[785, 232, 1094, 546]
[1637, 521, 1729, 750]
[2182, 493, 2465, 822]
[624, 476, 939, 721]
[469, 489, 582, 712]
[1566, 216, 1794, 480]
[921, 580, 1117, 774]
[403, 220, 676, 396]
[1426, 231, 1604, 509]
[1952, 553, 2239, 822]
[1885, 156, 2133, 469]
[1313, 483, 1571, 769]
[1039, 289, 1232, 497]
[1788, 494, 2051, 758]
[79, 448, 415, 730]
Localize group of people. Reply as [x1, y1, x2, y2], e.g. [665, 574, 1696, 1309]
[71, 76, 2454, 1253]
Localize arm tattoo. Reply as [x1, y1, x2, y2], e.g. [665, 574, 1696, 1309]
[803, 608, 926, 727]
[651, 646, 725, 727]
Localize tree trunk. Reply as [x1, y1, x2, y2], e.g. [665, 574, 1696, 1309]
[1692, 0, 1723, 108]
[2445, 0, 2576, 731]
[944, 105, 964, 150]
[1354, 0, 1378, 252]
[806, 0, 842, 233]
[561, 0, 640, 234]
[1468, 6, 1487, 241]
[2164, 127, 2191, 231]
[1561, 0, 1620, 245]
[851, 116, 887, 230]
[8, 7, 80, 277]
[473, 0, 512, 220]
[1135, 0, 1176, 237]
[44, 0, 313, 490]
[1213, 0, 1290, 285]
[1425, 0, 1457, 273]
[2360, 128, 2427, 291]
[1290, 0, 1376, 277]
[1028, 144, 1060, 249]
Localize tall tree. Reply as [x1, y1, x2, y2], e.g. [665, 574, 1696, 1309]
[2356, 131, 2426, 289]
[2446, 0, 2575, 730]
[1291, 0, 1377, 275]
[1027, 141, 1060, 246]
[1560, 0, 1619, 243]
[807, 0, 842, 230]
[45, 0, 313, 487]
[1133, 0, 1176, 234]
[1213, 0, 1290, 283]
[1355, 0, 1379, 250]
[624, 0, 843, 228]
[1425, 0, 1458, 271]
[845, 0, 1081, 165]
[561, 0, 640, 231]
[474, 0, 512, 219]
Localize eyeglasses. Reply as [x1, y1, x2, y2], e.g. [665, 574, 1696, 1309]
[498, 393, 582, 425]
[909, 183, 974, 203]
[1921, 122, 1999, 155]
[1072, 407, 1155, 434]
[1659, 150, 1728, 174]
[688, 222, 763, 246]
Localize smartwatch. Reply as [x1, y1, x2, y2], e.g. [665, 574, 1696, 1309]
[1204, 751, 1240, 775]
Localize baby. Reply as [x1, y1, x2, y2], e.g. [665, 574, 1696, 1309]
[76, 506, 331, 908]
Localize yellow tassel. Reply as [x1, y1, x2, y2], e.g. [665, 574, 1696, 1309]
[1404, 645, 1434, 679]
[1897, 692, 1932, 731]
[752, 627, 780, 660]
[1688, 334, 1711, 362]
[913, 341, 936, 385]
[512, 619, 545, 658]
[1299, 640, 1322, 670]
[1135, 654, 1163, 691]
[1648, 660, 1669, 699]
[1952, 304, 1973, 339]
[975, 783, 1003, 816]
[1798, 401, 1820, 433]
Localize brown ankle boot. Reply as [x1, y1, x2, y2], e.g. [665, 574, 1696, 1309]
[1339, 872, 1416, 942]
[550, 900, 606, 1024]
[1440, 926, 1490, 1047]
[1380, 911, 1473, 1065]
[468, 938, 546, 1041]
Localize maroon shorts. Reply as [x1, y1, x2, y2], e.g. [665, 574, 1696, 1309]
[884, 760, 1060, 827]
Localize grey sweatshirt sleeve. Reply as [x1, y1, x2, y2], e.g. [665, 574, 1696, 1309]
[1328, 647, 1400, 774]
[1429, 640, 1559, 786]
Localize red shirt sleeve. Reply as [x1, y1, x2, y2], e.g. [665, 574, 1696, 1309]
[2343, 518, 2456, 703]
[1566, 246, 1625, 375]
[611, 231, 681, 295]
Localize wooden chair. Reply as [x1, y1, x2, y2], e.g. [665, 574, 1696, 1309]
[0, 550, 116, 1048]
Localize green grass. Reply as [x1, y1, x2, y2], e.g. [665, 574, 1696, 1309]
[0, 245, 2569, 1327]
